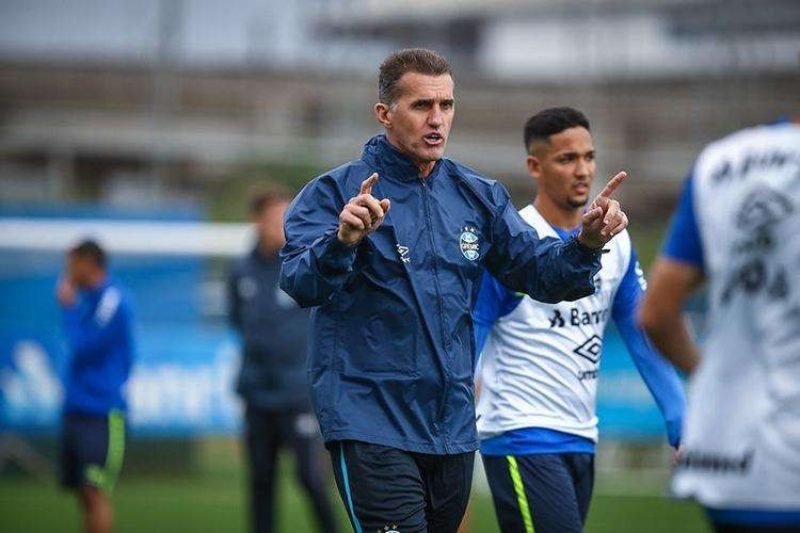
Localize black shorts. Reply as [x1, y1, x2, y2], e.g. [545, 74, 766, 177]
[482, 452, 594, 533]
[60, 411, 127, 493]
[329, 440, 475, 533]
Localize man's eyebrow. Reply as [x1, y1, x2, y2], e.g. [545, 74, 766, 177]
[411, 97, 454, 105]
[555, 149, 595, 157]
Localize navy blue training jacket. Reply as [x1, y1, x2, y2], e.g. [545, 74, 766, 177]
[280, 134, 602, 454]
[228, 247, 312, 409]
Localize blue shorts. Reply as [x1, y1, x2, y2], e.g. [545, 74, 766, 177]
[707, 508, 800, 533]
[482, 452, 594, 533]
[60, 411, 126, 493]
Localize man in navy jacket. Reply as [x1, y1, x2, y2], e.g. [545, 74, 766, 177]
[280, 48, 629, 532]
[229, 187, 339, 533]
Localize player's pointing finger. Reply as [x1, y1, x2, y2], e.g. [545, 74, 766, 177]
[598, 171, 627, 199]
[360, 173, 379, 196]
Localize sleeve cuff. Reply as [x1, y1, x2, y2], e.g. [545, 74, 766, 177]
[316, 232, 358, 273]
[564, 236, 605, 262]
[666, 418, 683, 448]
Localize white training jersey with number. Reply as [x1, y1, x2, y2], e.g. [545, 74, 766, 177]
[667, 122, 800, 509]
[475, 205, 632, 443]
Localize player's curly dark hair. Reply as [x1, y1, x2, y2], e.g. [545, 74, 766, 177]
[524, 107, 590, 153]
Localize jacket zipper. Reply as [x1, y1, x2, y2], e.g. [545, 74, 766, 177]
[420, 176, 451, 449]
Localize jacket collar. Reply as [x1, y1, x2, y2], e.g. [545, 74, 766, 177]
[361, 134, 443, 182]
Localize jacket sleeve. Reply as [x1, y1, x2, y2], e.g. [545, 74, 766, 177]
[484, 184, 601, 303]
[612, 249, 686, 448]
[280, 175, 359, 308]
[63, 291, 131, 365]
[227, 267, 242, 333]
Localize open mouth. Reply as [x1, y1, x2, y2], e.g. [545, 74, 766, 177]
[423, 133, 444, 146]
[574, 182, 589, 194]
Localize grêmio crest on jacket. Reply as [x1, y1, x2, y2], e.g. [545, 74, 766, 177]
[459, 226, 480, 261]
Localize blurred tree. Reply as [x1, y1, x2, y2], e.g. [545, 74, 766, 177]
[207, 161, 326, 222]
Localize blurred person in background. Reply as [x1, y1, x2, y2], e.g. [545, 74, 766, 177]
[472, 107, 687, 533]
[280, 49, 630, 532]
[56, 239, 134, 533]
[640, 118, 800, 532]
[228, 185, 339, 533]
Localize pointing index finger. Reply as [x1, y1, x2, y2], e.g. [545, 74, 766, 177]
[598, 171, 627, 199]
[360, 173, 379, 196]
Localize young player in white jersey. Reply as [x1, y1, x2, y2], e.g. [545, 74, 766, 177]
[473, 107, 688, 533]
[640, 118, 800, 532]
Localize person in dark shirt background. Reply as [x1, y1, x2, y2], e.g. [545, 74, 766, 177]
[228, 185, 339, 533]
[56, 239, 133, 533]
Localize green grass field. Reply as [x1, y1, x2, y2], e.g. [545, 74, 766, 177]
[0, 439, 710, 533]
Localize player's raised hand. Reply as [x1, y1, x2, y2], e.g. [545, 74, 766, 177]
[56, 275, 77, 307]
[337, 173, 392, 246]
[578, 171, 629, 249]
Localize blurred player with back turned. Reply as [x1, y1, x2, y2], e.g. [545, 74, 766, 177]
[640, 118, 800, 532]
[56, 240, 133, 533]
[473, 107, 687, 533]
[280, 48, 631, 532]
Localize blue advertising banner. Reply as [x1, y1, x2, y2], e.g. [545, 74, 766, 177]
[0, 206, 245, 437]
[0, 208, 687, 442]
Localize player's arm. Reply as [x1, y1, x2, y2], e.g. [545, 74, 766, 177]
[62, 290, 131, 363]
[280, 173, 388, 308]
[639, 260, 703, 375]
[485, 172, 628, 303]
[638, 174, 704, 375]
[612, 249, 687, 448]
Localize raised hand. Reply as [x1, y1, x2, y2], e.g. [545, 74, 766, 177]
[578, 171, 629, 249]
[337, 173, 392, 246]
[56, 275, 77, 307]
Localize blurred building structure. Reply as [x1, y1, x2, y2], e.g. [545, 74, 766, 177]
[1, 0, 799, 215]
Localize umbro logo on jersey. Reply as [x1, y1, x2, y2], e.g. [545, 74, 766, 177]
[573, 335, 603, 364]
[396, 244, 411, 263]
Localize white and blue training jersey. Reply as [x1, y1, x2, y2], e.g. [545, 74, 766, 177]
[474, 205, 685, 456]
[663, 120, 800, 515]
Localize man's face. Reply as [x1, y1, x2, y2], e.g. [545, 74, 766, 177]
[65, 254, 93, 288]
[376, 72, 455, 167]
[528, 126, 595, 210]
[255, 201, 289, 253]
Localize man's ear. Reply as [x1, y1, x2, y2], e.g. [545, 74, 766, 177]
[374, 102, 392, 128]
[526, 154, 542, 181]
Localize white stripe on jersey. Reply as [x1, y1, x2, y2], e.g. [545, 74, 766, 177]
[95, 287, 121, 326]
